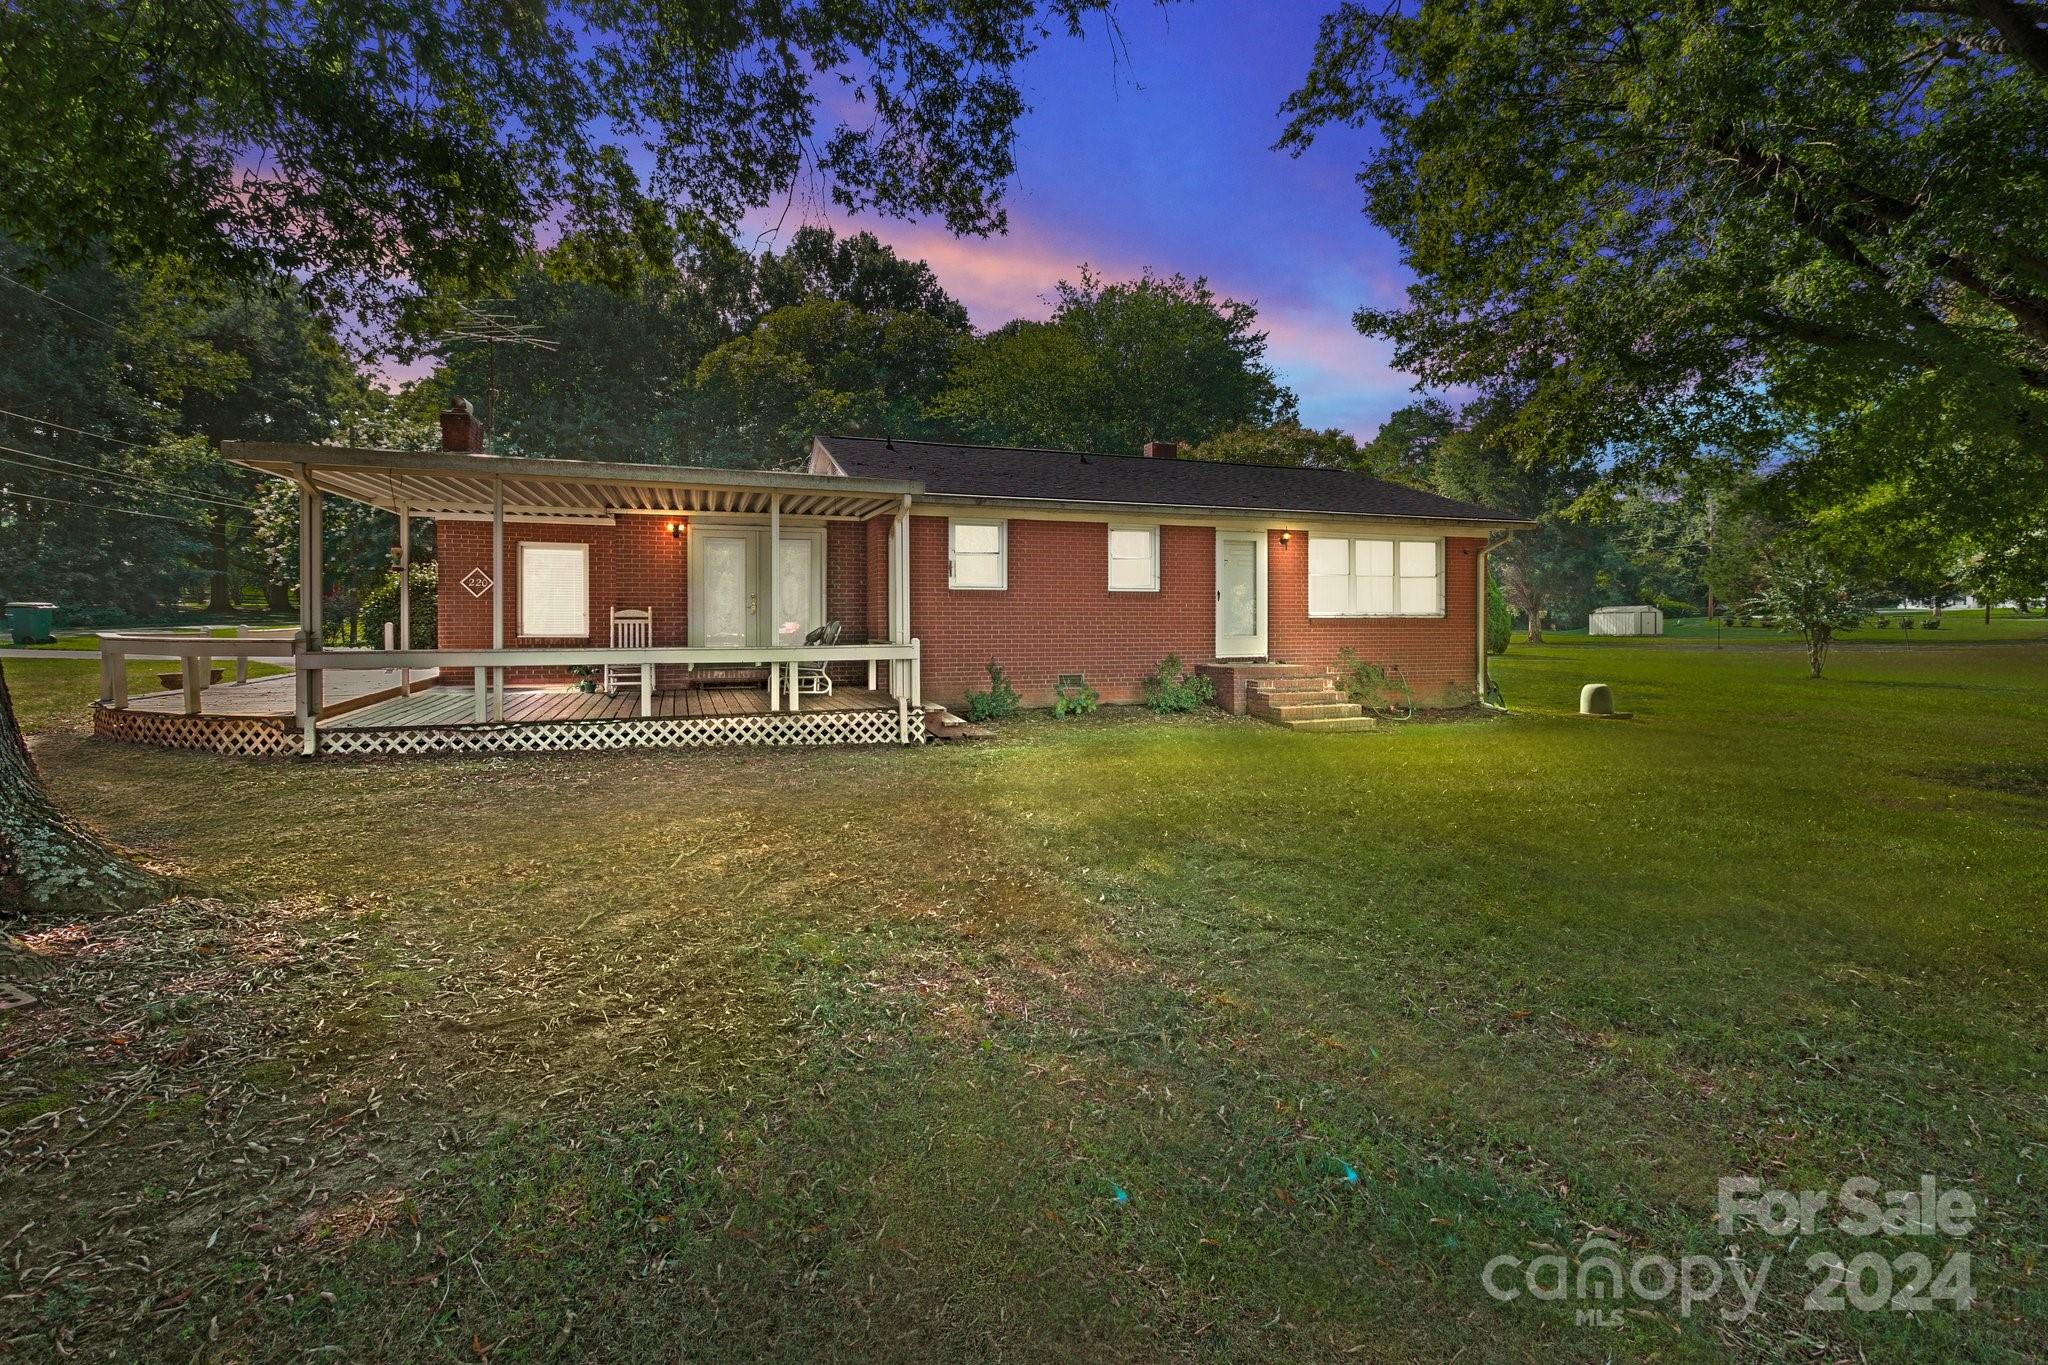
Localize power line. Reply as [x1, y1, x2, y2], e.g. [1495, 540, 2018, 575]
[0, 454, 256, 516]
[0, 485, 204, 527]
[0, 268, 133, 341]
[0, 441, 258, 512]
[0, 404, 154, 450]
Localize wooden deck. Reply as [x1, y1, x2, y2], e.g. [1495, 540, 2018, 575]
[124, 669, 431, 719]
[325, 683, 897, 729]
[96, 676, 921, 756]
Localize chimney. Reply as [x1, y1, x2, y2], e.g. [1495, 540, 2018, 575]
[439, 398, 484, 453]
[1143, 440, 1179, 460]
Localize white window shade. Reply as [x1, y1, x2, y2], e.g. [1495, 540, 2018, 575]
[1358, 539, 1396, 615]
[1397, 540, 1439, 615]
[1307, 537, 1352, 616]
[1107, 526, 1159, 591]
[1305, 535, 1441, 617]
[518, 543, 589, 637]
[950, 519, 1006, 589]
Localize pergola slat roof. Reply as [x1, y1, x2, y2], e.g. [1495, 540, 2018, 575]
[222, 443, 920, 523]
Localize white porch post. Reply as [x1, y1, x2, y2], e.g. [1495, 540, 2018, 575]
[890, 496, 911, 699]
[490, 476, 505, 722]
[768, 492, 782, 712]
[397, 498, 412, 697]
[296, 472, 323, 755]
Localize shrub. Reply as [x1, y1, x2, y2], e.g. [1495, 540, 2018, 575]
[963, 661, 1022, 722]
[1140, 654, 1214, 713]
[1747, 542, 1872, 678]
[1651, 594, 1695, 620]
[1051, 677, 1100, 718]
[1335, 647, 1413, 715]
[360, 562, 438, 648]
[1485, 573, 1511, 655]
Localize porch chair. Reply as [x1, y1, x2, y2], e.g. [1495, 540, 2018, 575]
[604, 607, 653, 696]
[794, 620, 843, 696]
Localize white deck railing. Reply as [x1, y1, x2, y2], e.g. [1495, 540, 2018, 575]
[97, 632, 924, 750]
[98, 628, 302, 714]
[294, 640, 923, 750]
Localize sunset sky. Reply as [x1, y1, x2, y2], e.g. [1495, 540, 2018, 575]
[744, 3, 1416, 442]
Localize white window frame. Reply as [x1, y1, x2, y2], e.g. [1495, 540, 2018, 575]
[517, 541, 590, 638]
[1305, 534, 1444, 619]
[1106, 524, 1160, 593]
[948, 517, 1007, 591]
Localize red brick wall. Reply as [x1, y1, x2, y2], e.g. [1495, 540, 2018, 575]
[1267, 531, 1483, 705]
[864, 517, 890, 645]
[437, 517, 873, 687]
[906, 516, 1483, 709]
[436, 518, 685, 685]
[826, 521, 871, 642]
[433, 513, 1482, 707]
[908, 515, 1217, 706]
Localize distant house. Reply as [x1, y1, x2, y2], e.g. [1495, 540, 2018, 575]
[100, 414, 1527, 757]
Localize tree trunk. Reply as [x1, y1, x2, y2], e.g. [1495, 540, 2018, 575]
[1522, 596, 1544, 643]
[1806, 628, 1829, 679]
[1985, 600, 1994, 624]
[0, 664, 162, 916]
[265, 580, 293, 612]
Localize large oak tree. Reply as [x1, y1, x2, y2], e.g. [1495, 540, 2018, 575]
[2, 0, 1150, 337]
[1281, 1, 2048, 520]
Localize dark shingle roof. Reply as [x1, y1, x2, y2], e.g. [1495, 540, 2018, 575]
[815, 436, 1529, 525]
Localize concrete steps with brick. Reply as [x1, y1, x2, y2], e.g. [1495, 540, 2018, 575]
[1243, 673, 1377, 732]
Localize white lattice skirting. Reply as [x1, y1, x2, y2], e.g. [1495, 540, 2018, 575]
[93, 706, 300, 757]
[94, 702, 924, 758]
[317, 708, 926, 756]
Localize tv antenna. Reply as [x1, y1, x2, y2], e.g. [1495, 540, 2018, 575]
[433, 301, 558, 452]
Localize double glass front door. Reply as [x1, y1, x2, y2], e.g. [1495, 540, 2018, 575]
[692, 528, 825, 648]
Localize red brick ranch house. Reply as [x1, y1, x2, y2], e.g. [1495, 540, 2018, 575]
[165, 416, 1528, 757]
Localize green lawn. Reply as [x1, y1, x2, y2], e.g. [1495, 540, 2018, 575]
[1561, 605, 2048, 647]
[2, 633, 2042, 1360]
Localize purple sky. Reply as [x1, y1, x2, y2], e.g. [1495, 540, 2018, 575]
[745, 3, 1417, 441]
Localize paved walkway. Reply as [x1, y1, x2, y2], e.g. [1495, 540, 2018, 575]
[0, 648, 100, 659]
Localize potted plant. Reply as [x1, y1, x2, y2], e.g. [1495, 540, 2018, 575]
[568, 664, 600, 694]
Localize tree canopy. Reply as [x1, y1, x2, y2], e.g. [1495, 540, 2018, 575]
[1, 0, 1145, 335]
[1280, 1, 2048, 526]
[1185, 422, 1369, 471]
[937, 269, 1294, 454]
[691, 300, 963, 468]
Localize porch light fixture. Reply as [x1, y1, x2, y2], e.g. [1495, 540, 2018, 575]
[1279, 530, 1292, 546]
[665, 520, 682, 540]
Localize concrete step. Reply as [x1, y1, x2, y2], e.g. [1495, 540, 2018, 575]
[1271, 714, 1380, 733]
[1219, 661, 1326, 678]
[1251, 699, 1364, 722]
[1247, 676, 1337, 697]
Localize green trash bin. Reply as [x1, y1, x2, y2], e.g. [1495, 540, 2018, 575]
[6, 601, 58, 645]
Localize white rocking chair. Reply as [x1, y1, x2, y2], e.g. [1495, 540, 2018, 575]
[604, 608, 653, 696]
[794, 620, 842, 695]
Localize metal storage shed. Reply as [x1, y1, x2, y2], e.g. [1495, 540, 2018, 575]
[1588, 605, 1665, 636]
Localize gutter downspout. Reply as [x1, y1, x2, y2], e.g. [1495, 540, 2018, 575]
[1478, 529, 1520, 709]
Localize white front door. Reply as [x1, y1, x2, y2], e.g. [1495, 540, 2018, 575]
[691, 527, 827, 648]
[698, 532, 756, 648]
[1215, 532, 1267, 659]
